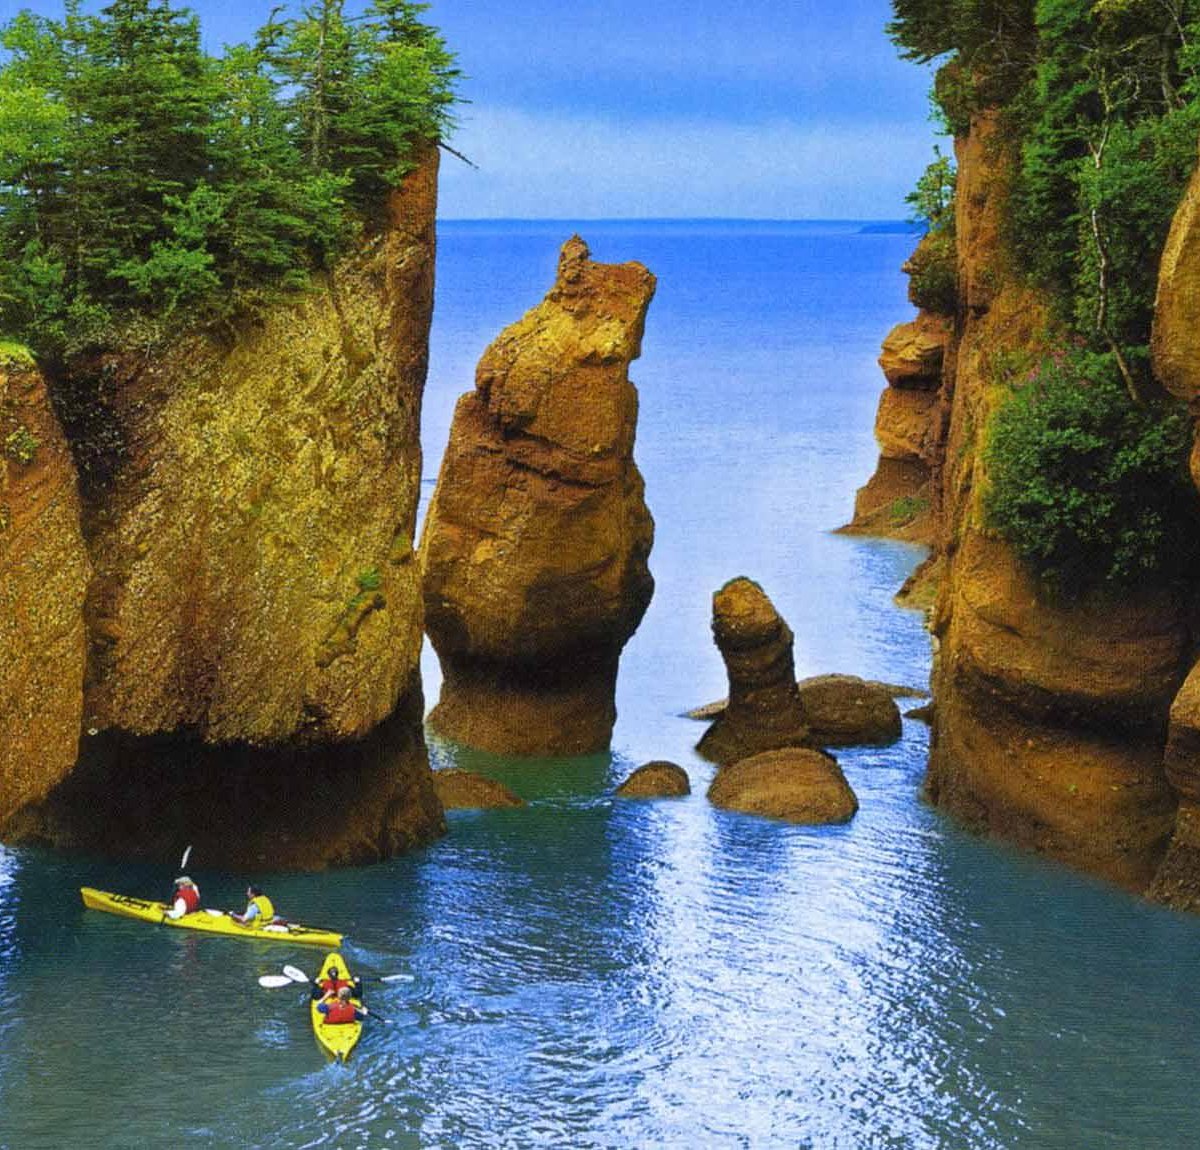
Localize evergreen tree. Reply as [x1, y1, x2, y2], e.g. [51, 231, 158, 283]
[0, 0, 459, 355]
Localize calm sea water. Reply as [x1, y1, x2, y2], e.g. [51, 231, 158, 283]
[4, 221, 1200, 1149]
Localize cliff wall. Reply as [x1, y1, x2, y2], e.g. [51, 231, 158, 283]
[0, 353, 90, 823]
[0, 149, 445, 866]
[881, 114, 1194, 892]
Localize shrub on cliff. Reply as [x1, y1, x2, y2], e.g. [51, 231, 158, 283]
[983, 350, 1197, 592]
[906, 229, 958, 314]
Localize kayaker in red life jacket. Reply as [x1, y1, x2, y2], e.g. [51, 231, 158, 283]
[230, 885, 280, 928]
[310, 964, 363, 1002]
[317, 985, 368, 1025]
[164, 876, 201, 920]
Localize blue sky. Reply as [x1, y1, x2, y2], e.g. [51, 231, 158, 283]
[7, 0, 938, 218]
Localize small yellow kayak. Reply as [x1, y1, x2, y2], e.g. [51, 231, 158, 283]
[311, 951, 365, 1062]
[80, 887, 343, 949]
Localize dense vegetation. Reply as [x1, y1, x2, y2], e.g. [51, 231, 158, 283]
[983, 350, 1196, 590]
[0, 0, 459, 358]
[890, 0, 1200, 591]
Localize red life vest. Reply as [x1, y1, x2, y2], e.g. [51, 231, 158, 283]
[319, 978, 351, 995]
[323, 1000, 359, 1025]
[176, 885, 200, 914]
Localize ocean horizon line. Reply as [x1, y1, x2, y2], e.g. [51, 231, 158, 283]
[436, 216, 920, 227]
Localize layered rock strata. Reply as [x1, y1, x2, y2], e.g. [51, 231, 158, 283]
[842, 271, 950, 544]
[2, 148, 445, 865]
[696, 578, 812, 764]
[707, 748, 857, 825]
[420, 236, 656, 755]
[0, 354, 90, 823]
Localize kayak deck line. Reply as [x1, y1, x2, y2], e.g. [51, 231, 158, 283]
[79, 887, 343, 948]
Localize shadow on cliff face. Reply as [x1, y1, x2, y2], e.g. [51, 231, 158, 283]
[4, 685, 444, 871]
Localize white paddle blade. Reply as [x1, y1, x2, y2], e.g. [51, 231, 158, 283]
[180, 844, 192, 870]
[283, 964, 310, 983]
[258, 974, 294, 989]
[379, 974, 414, 983]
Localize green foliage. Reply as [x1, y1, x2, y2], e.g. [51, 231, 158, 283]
[907, 229, 958, 313]
[4, 424, 39, 465]
[0, 340, 34, 368]
[356, 566, 382, 592]
[907, 147, 957, 228]
[1010, 0, 1200, 344]
[983, 350, 1197, 591]
[889, 495, 930, 525]
[0, 0, 459, 359]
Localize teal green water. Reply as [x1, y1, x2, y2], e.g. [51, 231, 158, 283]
[4, 222, 1200, 1149]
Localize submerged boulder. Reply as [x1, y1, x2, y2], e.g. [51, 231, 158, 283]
[796, 674, 902, 747]
[433, 769, 525, 811]
[707, 748, 857, 825]
[0, 353, 90, 824]
[420, 236, 656, 756]
[697, 578, 812, 764]
[615, 761, 691, 798]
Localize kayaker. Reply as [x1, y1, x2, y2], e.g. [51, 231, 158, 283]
[164, 875, 201, 920]
[230, 885, 279, 928]
[316, 985, 368, 1025]
[311, 964, 363, 1002]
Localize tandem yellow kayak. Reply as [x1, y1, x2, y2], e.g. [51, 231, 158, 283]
[311, 951, 365, 1063]
[80, 887, 343, 948]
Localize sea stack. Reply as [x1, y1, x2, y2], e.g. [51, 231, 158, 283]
[697, 578, 812, 765]
[1, 149, 446, 868]
[420, 236, 656, 756]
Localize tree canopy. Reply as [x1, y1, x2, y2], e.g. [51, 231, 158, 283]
[0, 0, 459, 358]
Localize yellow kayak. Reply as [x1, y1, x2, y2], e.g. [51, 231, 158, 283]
[80, 887, 343, 949]
[311, 951, 365, 1062]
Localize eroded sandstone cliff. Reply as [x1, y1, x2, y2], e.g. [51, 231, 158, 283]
[883, 113, 1193, 892]
[420, 236, 656, 756]
[842, 248, 950, 546]
[0, 352, 90, 823]
[1, 149, 445, 866]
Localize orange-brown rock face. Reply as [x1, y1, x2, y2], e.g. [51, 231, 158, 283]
[915, 111, 1190, 892]
[1147, 665, 1200, 909]
[3, 148, 445, 867]
[707, 748, 857, 825]
[879, 312, 952, 388]
[696, 578, 812, 765]
[842, 290, 949, 545]
[1152, 144, 1200, 427]
[420, 236, 656, 756]
[0, 355, 90, 823]
[1147, 143, 1200, 905]
[72, 152, 438, 748]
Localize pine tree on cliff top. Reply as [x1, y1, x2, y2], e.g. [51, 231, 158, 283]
[0, 0, 459, 357]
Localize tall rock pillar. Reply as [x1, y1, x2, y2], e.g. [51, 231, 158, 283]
[420, 236, 656, 756]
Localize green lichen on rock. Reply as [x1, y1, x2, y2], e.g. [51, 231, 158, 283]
[0, 342, 35, 369]
[3, 425, 38, 466]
